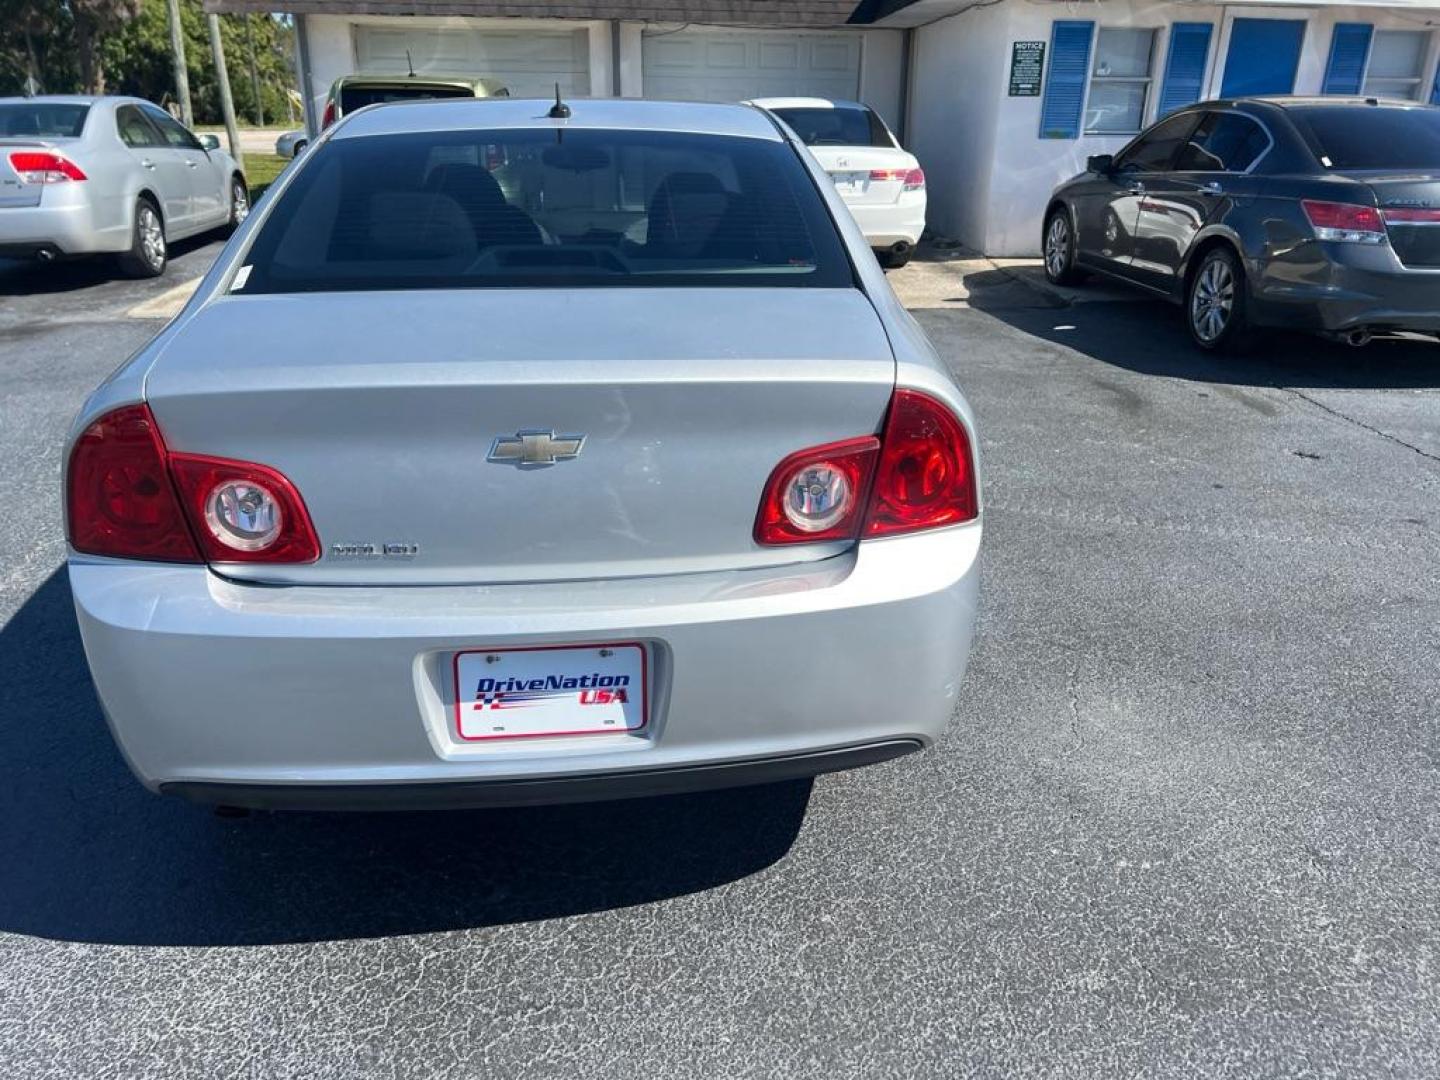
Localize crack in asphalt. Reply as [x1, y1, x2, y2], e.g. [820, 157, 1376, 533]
[1063, 660, 1085, 758]
[1284, 387, 1440, 465]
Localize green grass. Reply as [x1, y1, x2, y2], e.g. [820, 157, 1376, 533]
[243, 152, 287, 199]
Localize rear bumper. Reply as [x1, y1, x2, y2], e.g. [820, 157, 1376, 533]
[71, 523, 981, 805]
[847, 195, 926, 249]
[1252, 240, 1440, 334]
[0, 193, 125, 257]
[161, 740, 923, 810]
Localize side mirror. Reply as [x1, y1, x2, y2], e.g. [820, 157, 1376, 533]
[197, 133, 221, 152]
[1086, 153, 1114, 174]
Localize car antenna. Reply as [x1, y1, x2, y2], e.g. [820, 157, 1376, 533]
[406, 50, 416, 77]
[548, 83, 571, 119]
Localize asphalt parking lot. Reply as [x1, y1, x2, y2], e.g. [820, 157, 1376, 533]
[1, 246, 1438, 1078]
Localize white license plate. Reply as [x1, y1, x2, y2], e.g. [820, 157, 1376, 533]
[452, 643, 647, 742]
[830, 170, 868, 193]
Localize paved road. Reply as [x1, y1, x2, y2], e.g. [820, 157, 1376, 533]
[0, 251, 1437, 1078]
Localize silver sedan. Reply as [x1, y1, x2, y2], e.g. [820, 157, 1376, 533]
[64, 97, 982, 810]
[0, 95, 247, 277]
[274, 128, 308, 159]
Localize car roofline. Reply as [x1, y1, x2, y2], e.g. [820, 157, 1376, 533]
[330, 96, 786, 141]
[747, 97, 869, 111]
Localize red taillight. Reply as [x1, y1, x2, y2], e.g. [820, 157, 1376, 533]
[1301, 200, 1387, 244]
[865, 389, 977, 537]
[66, 404, 320, 564]
[866, 167, 925, 190]
[754, 437, 880, 545]
[321, 100, 336, 129]
[66, 405, 200, 562]
[9, 151, 86, 183]
[169, 454, 321, 563]
[755, 390, 978, 546]
[1382, 207, 1440, 224]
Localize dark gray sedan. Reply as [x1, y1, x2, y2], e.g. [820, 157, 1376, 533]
[1042, 97, 1440, 352]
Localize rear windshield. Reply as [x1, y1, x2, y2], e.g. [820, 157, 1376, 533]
[339, 84, 474, 113]
[769, 106, 895, 149]
[236, 128, 851, 292]
[1289, 105, 1440, 169]
[0, 103, 89, 138]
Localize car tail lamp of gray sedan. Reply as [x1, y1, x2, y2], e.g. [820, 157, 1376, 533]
[67, 403, 321, 565]
[754, 390, 978, 545]
[8, 150, 87, 184]
[62, 98, 982, 811]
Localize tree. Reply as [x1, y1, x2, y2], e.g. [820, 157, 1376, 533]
[0, 0, 294, 124]
[0, 0, 75, 94]
[100, 0, 293, 124]
[71, 0, 141, 93]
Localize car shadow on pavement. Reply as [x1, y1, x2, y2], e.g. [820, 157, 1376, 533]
[0, 569, 812, 947]
[0, 235, 219, 298]
[959, 268, 1440, 391]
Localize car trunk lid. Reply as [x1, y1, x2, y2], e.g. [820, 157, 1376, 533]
[808, 146, 915, 207]
[0, 139, 77, 209]
[144, 287, 895, 586]
[1343, 172, 1440, 269]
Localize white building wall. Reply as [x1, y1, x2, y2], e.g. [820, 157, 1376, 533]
[619, 22, 645, 97]
[301, 16, 904, 123]
[906, 2, 1011, 249]
[301, 14, 357, 120]
[911, 0, 1440, 256]
[299, 13, 612, 125]
[859, 29, 907, 131]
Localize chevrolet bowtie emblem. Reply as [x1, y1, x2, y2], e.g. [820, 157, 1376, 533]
[487, 429, 586, 466]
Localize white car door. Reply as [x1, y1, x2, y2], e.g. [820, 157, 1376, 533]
[116, 104, 191, 231]
[143, 105, 225, 231]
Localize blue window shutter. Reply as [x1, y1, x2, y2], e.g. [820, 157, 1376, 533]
[1039, 20, 1095, 140]
[1221, 19, 1306, 97]
[1158, 23, 1214, 116]
[1323, 24, 1373, 95]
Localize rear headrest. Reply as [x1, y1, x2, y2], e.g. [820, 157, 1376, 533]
[647, 172, 730, 248]
[365, 192, 476, 262]
[425, 162, 507, 208]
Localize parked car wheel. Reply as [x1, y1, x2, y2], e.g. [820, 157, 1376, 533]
[117, 197, 166, 279]
[1187, 246, 1253, 353]
[876, 247, 912, 270]
[1043, 207, 1085, 285]
[293, 140, 307, 156]
[227, 175, 250, 232]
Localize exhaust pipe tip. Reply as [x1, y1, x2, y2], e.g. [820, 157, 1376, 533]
[1345, 328, 1372, 347]
[891, 241, 912, 256]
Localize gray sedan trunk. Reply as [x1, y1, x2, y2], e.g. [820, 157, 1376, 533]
[144, 287, 896, 585]
[0, 138, 72, 208]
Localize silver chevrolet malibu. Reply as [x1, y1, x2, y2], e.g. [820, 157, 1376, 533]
[64, 97, 982, 810]
[0, 95, 247, 276]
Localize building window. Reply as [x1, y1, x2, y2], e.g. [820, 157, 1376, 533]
[1085, 28, 1157, 134]
[1364, 30, 1431, 100]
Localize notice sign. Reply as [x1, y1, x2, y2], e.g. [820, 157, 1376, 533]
[1009, 41, 1045, 96]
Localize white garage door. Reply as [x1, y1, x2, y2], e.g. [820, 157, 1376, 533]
[354, 25, 591, 98]
[642, 30, 860, 103]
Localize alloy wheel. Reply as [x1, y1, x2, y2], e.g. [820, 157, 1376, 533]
[1191, 258, 1234, 343]
[1045, 215, 1069, 279]
[139, 205, 165, 271]
[232, 181, 249, 225]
